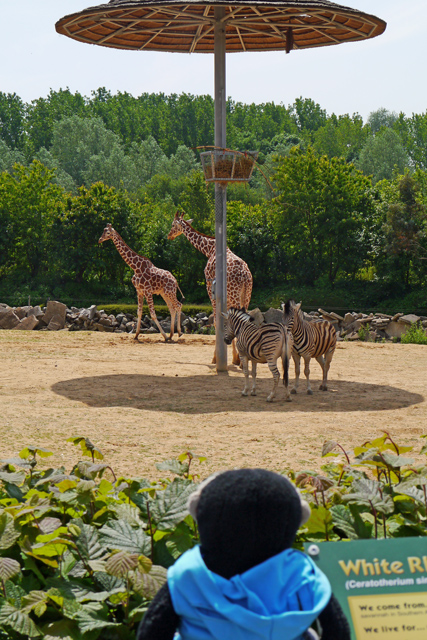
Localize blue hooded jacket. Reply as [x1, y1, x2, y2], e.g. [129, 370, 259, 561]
[167, 545, 331, 640]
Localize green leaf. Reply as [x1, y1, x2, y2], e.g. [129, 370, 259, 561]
[110, 502, 145, 527]
[0, 557, 21, 581]
[99, 519, 151, 555]
[130, 565, 167, 599]
[70, 601, 119, 634]
[395, 484, 426, 505]
[105, 551, 139, 578]
[0, 602, 40, 637]
[74, 523, 107, 562]
[40, 619, 79, 640]
[165, 526, 195, 559]
[149, 479, 195, 531]
[19, 446, 53, 460]
[305, 506, 333, 536]
[21, 591, 48, 617]
[94, 571, 126, 592]
[331, 505, 372, 539]
[0, 470, 27, 485]
[156, 460, 188, 476]
[0, 512, 20, 549]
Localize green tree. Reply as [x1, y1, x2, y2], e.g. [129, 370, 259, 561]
[272, 147, 376, 285]
[0, 140, 25, 173]
[54, 183, 139, 285]
[313, 113, 369, 162]
[50, 115, 128, 186]
[0, 92, 26, 150]
[290, 97, 327, 136]
[367, 108, 398, 134]
[376, 173, 427, 286]
[358, 128, 409, 184]
[25, 88, 87, 156]
[0, 161, 66, 278]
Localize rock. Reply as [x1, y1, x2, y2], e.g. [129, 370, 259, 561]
[385, 321, 410, 339]
[391, 313, 404, 322]
[0, 309, 20, 329]
[12, 316, 39, 331]
[263, 307, 283, 324]
[43, 301, 67, 327]
[399, 314, 420, 325]
[343, 313, 356, 326]
[28, 305, 44, 319]
[88, 305, 97, 320]
[93, 322, 115, 332]
[329, 311, 344, 322]
[248, 308, 264, 326]
[48, 314, 66, 331]
[348, 332, 360, 341]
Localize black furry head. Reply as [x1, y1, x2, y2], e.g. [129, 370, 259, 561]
[194, 469, 304, 579]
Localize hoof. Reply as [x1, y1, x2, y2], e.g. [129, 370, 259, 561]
[266, 396, 274, 403]
[291, 388, 297, 395]
[307, 389, 313, 395]
[250, 390, 257, 396]
[241, 391, 248, 397]
[133, 335, 140, 341]
[319, 385, 327, 391]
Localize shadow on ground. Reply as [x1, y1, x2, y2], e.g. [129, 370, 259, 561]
[51, 374, 424, 414]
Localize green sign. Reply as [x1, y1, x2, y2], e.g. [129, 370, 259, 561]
[304, 538, 427, 640]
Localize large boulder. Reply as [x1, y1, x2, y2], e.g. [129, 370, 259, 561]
[12, 316, 39, 331]
[263, 307, 284, 325]
[248, 308, 264, 326]
[0, 309, 20, 329]
[42, 301, 67, 329]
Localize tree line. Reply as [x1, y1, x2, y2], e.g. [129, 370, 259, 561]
[0, 89, 426, 311]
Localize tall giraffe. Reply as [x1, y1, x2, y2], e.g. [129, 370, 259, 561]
[99, 223, 183, 342]
[167, 212, 253, 364]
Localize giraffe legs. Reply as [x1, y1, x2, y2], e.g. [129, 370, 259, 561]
[146, 293, 168, 342]
[134, 293, 144, 341]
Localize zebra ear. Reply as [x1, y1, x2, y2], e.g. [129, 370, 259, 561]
[296, 302, 302, 311]
[220, 311, 228, 319]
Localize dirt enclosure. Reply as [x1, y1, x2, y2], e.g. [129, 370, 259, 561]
[0, 331, 426, 479]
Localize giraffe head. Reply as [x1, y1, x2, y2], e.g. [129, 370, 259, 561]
[167, 211, 193, 240]
[99, 223, 114, 244]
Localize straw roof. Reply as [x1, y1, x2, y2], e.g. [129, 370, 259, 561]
[55, 0, 386, 54]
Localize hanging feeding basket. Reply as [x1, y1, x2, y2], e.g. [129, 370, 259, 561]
[200, 149, 258, 184]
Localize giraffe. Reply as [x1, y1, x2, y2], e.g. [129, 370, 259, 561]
[99, 223, 183, 342]
[167, 212, 253, 365]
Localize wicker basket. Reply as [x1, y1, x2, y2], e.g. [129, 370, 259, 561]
[200, 150, 258, 184]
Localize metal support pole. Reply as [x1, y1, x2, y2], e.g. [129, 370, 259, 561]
[214, 7, 227, 372]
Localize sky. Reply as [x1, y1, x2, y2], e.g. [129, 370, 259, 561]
[1, 1, 426, 121]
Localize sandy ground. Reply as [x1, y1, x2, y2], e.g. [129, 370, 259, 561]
[0, 330, 426, 480]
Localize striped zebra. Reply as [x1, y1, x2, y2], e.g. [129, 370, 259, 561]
[281, 299, 337, 395]
[221, 307, 293, 402]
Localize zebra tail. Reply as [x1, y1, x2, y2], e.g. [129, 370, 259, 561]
[282, 337, 289, 387]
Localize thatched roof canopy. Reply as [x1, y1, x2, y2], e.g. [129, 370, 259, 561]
[55, 0, 386, 54]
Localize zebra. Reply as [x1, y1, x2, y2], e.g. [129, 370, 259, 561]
[281, 299, 337, 395]
[221, 307, 293, 402]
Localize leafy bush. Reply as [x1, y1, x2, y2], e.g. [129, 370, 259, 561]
[400, 322, 427, 345]
[0, 433, 426, 637]
[295, 432, 427, 543]
[0, 440, 205, 639]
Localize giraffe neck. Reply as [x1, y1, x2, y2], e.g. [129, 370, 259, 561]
[111, 230, 148, 270]
[181, 222, 215, 257]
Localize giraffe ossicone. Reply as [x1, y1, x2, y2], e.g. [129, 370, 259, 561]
[99, 223, 184, 342]
[167, 212, 253, 365]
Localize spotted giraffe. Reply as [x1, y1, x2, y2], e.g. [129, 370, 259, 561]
[167, 212, 253, 364]
[99, 223, 183, 342]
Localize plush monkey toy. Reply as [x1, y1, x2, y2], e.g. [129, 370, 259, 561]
[137, 468, 350, 640]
